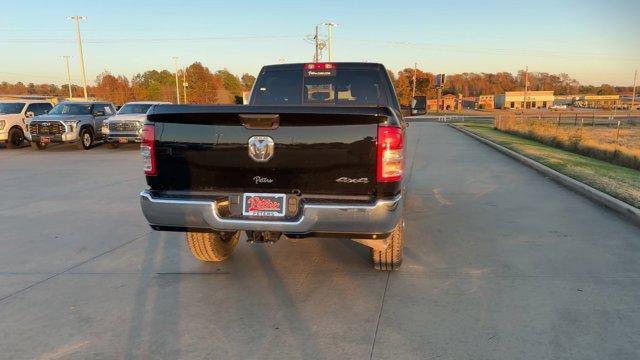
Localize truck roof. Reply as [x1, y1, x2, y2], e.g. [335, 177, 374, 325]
[123, 101, 172, 105]
[58, 101, 113, 105]
[261, 62, 386, 71]
[0, 99, 51, 104]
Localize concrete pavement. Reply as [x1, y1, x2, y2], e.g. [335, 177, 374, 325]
[0, 124, 638, 359]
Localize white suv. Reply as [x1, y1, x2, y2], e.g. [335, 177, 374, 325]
[0, 100, 53, 148]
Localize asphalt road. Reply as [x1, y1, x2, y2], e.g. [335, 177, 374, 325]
[0, 123, 638, 359]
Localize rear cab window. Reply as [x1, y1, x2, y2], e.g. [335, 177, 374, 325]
[252, 63, 391, 107]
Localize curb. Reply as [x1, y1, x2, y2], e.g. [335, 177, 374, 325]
[449, 124, 640, 227]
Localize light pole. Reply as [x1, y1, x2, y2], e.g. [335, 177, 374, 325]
[182, 66, 188, 104]
[412, 62, 417, 100]
[314, 25, 320, 63]
[172, 57, 180, 104]
[322, 22, 337, 61]
[631, 69, 637, 112]
[67, 16, 88, 100]
[63, 56, 73, 98]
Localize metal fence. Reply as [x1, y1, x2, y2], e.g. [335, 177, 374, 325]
[513, 113, 639, 127]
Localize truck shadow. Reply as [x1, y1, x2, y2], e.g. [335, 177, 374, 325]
[123, 232, 182, 359]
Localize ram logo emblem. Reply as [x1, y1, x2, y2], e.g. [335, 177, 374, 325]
[248, 136, 274, 162]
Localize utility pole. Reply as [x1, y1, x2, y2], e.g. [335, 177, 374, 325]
[67, 16, 88, 99]
[63, 56, 73, 98]
[172, 57, 180, 104]
[323, 22, 337, 61]
[182, 66, 188, 104]
[412, 62, 417, 100]
[314, 25, 320, 63]
[631, 69, 637, 111]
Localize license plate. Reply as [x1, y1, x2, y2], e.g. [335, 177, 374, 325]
[41, 136, 50, 143]
[118, 137, 128, 143]
[242, 193, 286, 217]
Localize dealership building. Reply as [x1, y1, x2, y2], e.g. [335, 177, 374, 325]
[574, 95, 621, 109]
[494, 91, 555, 109]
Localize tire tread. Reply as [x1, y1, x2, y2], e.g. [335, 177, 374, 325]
[186, 231, 240, 262]
[371, 220, 404, 271]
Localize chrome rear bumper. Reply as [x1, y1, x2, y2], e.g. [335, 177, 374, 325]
[140, 189, 402, 235]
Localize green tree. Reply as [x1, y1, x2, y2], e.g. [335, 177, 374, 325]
[241, 73, 256, 91]
[216, 69, 244, 97]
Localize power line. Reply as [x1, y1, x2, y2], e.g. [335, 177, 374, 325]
[0, 35, 305, 44]
[63, 56, 72, 98]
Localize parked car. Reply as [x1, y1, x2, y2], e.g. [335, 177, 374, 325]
[139, 62, 406, 270]
[102, 101, 170, 148]
[26, 101, 116, 150]
[0, 100, 52, 148]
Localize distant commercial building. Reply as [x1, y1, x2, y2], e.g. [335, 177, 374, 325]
[478, 95, 494, 109]
[621, 95, 640, 110]
[427, 94, 458, 111]
[554, 95, 576, 106]
[0, 94, 64, 104]
[495, 91, 554, 109]
[575, 95, 620, 109]
[462, 96, 478, 109]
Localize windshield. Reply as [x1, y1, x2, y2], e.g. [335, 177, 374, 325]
[49, 103, 92, 115]
[0, 103, 26, 114]
[118, 104, 153, 115]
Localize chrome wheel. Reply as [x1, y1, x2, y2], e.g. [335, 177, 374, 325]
[83, 132, 91, 147]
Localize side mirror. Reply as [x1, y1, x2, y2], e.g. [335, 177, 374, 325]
[93, 111, 105, 117]
[25, 111, 35, 118]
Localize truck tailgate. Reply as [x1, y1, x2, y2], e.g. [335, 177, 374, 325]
[147, 105, 390, 196]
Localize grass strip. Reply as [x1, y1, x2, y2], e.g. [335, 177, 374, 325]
[455, 121, 640, 208]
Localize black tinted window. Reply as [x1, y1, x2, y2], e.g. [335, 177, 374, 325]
[49, 103, 92, 115]
[118, 104, 153, 114]
[27, 103, 51, 116]
[26, 103, 39, 114]
[39, 103, 53, 114]
[92, 104, 114, 115]
[252, 70, 302, 105]
[304, 69, 383, 106]
[251, 67, 386, 106]
[0, 103, 25, 114]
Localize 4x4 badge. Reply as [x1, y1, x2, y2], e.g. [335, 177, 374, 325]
[248, 136, 274, 162]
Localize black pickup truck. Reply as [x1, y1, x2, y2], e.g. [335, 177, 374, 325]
[139, 62, 406, 270]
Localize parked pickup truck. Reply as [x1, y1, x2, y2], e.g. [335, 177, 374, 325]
[102, 101, 170, 148]
[0, 100, 52, 148]
[27, 101, 116, 150]
[139, 62, 406, 270]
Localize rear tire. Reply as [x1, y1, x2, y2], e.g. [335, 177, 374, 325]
[371, 219, 404, 271]
[186, 231, 240, 262]
[77, 128, 93, 150]
[30, 141, 48, 150]
[7, 127, 25, 148]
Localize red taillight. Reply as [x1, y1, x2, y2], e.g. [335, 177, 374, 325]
[377, 125, 404, 182]
[141, 124, 156, 176]
[305, 63, 336, 70]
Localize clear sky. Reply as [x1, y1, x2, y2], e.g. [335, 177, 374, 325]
[1, 0, 638, 86]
